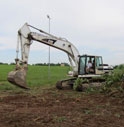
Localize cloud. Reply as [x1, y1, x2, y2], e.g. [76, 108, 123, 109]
[0, 0, 124, 65]
[0, 37, 16, 50]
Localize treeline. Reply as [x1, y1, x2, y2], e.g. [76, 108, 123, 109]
[33, 63, 69, 66]
[0, 62, 69, 66]
[0, 62, 8, 65]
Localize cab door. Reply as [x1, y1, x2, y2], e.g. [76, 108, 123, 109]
[78, 56, 86, 75]
[95, 56, 104, 74]
[78, 55, 95, 75]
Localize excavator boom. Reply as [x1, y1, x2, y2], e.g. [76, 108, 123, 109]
[7, 23, 79, 89]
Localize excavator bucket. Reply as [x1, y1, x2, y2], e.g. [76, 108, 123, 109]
[7, 69, 29, 89]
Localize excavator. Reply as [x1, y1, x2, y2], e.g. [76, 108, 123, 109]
[7, 23, 107, 89]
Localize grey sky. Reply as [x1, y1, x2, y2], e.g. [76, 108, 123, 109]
[0, 0, 124, 65]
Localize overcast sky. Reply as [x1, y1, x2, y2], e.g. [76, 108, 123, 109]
[0, 0, 124, 65]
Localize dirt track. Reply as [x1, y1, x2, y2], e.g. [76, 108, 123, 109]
[0, 88, 124, 127]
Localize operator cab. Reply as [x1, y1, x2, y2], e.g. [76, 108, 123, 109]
[78, 55, 104, 77]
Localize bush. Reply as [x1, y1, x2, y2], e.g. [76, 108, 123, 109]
[73, 78, 89, 91]
[100, 65, 124, 93]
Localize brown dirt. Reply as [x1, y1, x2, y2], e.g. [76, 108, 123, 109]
[0, 88, 124, 127]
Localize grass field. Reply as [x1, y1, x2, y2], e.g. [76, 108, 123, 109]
[0, 65, 70, 90]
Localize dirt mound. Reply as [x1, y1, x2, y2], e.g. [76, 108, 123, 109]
[0, 88, 124, 127]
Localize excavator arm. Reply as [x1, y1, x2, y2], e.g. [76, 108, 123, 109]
[7, 23, 80, 89]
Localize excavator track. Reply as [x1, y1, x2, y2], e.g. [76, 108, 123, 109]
[56, 78, 76, 90]
[56, 77, 105, 91]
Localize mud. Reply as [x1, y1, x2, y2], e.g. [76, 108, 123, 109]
[0, 88, 124, 127]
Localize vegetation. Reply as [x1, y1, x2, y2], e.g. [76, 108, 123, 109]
[101, 64, 124, 94]
[0, 64, 70, 90]
[34, 62, 69, 66]
[73, 78, 89, 91]
[0, 64, 124, 94]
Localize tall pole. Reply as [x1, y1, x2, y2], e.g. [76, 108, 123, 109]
[47, 15, 51, 79]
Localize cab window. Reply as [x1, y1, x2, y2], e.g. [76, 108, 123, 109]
[96, 57, 103, 67]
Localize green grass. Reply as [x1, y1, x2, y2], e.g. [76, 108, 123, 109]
[0, 65, 70, 90]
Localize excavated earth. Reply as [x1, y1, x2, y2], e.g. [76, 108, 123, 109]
[0, 87, 124, 127]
